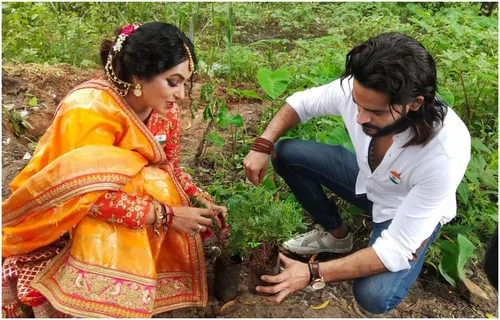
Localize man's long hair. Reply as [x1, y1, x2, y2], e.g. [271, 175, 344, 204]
[340, 32, 447, 147]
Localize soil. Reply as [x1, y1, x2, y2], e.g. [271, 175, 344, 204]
[2, 63, 498, 318]
[248, 244, 281, 295]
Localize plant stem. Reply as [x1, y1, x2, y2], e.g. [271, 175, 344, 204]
[441, 233, 455, 244]
[472, 81, 485, 111]
[459, 64, 471, 123]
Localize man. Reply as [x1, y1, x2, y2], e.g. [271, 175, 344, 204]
[243, 32, 471, 314]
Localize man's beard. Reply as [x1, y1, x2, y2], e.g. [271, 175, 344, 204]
[361, 111, 411, 138]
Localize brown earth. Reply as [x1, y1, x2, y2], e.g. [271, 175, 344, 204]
[2, 63, 498, 318]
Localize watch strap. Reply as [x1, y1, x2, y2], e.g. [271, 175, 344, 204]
[308, 262, 313, 282]
[309, 261, 322, 281]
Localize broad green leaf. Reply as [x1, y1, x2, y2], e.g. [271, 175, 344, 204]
[326, 127, 354, 151]
[437, 86, 455, 107]
[204, 131, 224, 149]
[456, 182, 469, 205]
[217, 118, 227, 129]
[203, 105, 213, 121]
[488, 150, 498, 170]
[489, 214, 498, 222]
[471, 138, 492, 155]
[223, 114, 244, 127]
[481, 169, 498, 190]
[438, 234, 475, 286]
[28, 96, 37, 107]
[257, 68, 291, 99]
[218, 103, 228, 118]
[261, 178, 276, 192]
[455, 234, 475, 279]
[238, 89, 261, 100]
[438, 262, 457, 287]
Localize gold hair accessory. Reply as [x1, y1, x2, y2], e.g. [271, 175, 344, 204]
[182, 42, 194, 72]
[105, 23, 142, 97]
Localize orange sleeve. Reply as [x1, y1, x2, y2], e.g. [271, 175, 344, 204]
[88, 191, 150, 229]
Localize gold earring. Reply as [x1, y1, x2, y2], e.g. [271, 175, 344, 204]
[133, 84, 142, 97]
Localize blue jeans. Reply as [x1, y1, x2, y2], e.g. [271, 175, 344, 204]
[272, 139, 441, 314]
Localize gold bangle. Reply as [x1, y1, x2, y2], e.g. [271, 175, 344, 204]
[152, 199, 163, 236]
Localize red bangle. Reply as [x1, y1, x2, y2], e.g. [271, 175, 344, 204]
[165, 205, 175, 227]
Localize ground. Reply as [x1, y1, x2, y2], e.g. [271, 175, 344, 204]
[2, 63, 498, 318]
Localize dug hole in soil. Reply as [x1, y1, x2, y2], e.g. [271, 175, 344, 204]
[2, 62, 498, 318]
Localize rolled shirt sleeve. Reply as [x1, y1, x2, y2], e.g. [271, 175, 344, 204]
[285, 78, 351, 122]
[372, 153, 469, 272]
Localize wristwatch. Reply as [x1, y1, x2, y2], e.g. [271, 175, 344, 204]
[308, 261, 326, 290]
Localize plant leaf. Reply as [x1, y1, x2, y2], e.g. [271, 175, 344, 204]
[28, 96, 37, 107]
[310, 300, 329, 310]
[471, 138, 492, 155]
[204, 131, 224, 149]
[257, 68, 290, 99]
[224, 114, 244, 127]
[438, 234, 475, 286]
[239, 89, 261, 99]
[456, 182, 469, 205]
[437, 86, 455, 107]
[220, 299, 236, 313]
[260, 178, 276, 192]
[203, 105, 213, 120]
[456, 234, 475, 280]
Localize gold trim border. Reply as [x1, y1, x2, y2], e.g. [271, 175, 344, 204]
[4, 174, 130, 227]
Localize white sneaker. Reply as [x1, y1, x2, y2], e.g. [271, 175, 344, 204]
[283, 224, 353, 255]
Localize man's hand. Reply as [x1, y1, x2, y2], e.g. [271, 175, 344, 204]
[256, 253, 310, 303]
[243, 150, 269, 186]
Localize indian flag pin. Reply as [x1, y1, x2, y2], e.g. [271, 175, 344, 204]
[155, 133, 167, 145]
[389, 171, 401, 184]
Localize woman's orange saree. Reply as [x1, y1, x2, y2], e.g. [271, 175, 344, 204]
[2, 79, 207, 317]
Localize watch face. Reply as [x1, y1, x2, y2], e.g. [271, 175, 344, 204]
[311, 280, 326, 290]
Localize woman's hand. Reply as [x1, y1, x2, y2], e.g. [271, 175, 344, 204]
[256, 253, 310, 303]
[170, 206, 218, 235]
[197, 198, 228, 229]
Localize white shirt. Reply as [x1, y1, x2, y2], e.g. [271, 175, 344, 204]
[286, 78, 471, 272]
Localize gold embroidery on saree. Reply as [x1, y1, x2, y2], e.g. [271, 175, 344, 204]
[4, 173, 130, 226]
[31, 239, 207, 318]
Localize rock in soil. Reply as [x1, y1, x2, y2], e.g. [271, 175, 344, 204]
[458, 278, 490, 306]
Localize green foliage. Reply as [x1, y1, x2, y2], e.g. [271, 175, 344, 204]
[438, 234, 476, 287]
[225, 181, 306, 258]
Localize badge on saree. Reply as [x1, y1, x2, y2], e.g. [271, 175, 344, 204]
[155, 133, 167, 145]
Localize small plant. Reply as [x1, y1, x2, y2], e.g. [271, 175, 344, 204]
[225, 181, 306, 258]
[195, 81, 244, 164]
[4, 107, 33, 137]
[224, 182, 305, 294]
[438, 234, 476, 287]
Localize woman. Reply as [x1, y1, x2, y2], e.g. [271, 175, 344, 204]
[2, 22, 227, 318]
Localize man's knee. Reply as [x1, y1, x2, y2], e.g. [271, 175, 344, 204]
[353, 277, 399, 314]
[271, 139, 295, 168]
